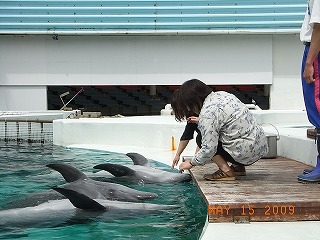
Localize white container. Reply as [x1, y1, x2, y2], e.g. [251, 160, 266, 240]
[263, 134, 278, 158]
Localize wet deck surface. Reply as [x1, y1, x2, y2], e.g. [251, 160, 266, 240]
[189, 157, 320, 223]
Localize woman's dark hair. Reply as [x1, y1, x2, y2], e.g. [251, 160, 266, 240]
[171, 79, 212, 122]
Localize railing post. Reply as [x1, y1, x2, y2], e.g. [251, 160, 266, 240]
[40, 122, 44, 144]
[28, 122, 32, 143]
[16, 121, 19, 142]
[4, 121, 7, 142]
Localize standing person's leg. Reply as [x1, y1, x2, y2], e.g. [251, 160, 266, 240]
[298, 45, 320, 183]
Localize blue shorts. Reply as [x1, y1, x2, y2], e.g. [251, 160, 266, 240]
[302, 45, 320, 127]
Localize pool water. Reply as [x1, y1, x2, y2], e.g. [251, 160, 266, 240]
[0, 142, 207, 240]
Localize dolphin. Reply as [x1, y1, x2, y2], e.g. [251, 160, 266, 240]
[93, 152, 192, 183]
[46, 162, 158, 202]
[0, 198, 88, 230]
[0, 187, 178, 231]
[1, 189, 64, 210]
[53, 185, 179, 211]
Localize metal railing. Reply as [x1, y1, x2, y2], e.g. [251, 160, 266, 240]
[0, 119, 53, 143]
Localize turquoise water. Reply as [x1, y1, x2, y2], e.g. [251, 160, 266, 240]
[0, 143, 207, 240]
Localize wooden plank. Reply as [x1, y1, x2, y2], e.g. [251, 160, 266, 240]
[189, 157, 320, 223]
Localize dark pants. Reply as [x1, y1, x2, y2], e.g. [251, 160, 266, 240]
[215, 141, 245, 166]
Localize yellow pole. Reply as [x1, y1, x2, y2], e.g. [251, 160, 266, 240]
[171, 136, 176, 151]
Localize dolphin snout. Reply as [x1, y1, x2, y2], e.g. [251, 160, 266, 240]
[117, 190, 158, 202]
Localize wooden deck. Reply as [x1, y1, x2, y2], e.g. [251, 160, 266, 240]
[189, 157, 320, 223]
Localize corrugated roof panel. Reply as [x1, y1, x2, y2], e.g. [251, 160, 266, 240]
[0, 0, 307, 34]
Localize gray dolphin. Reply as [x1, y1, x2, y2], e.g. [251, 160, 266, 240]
[53, 185, 179, 211]
[93, 152, 192, 183]
[46, 163, 158, 202]
[0, 187, 178, 230]
[0, 198, 87, 230]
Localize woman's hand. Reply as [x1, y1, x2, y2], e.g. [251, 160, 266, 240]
[187, 116, 199, 123]
[171, 155, 180, 169]
[178, 161, 194, 173]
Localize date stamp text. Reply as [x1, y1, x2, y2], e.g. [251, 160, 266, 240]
[208, 204, 295, 216]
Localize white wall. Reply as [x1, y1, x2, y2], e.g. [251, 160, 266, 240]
[53, 116, 190, 151]
[0, 86, 47, 111]
[271, 34, 305, 110]
[0, 34, 305, 111]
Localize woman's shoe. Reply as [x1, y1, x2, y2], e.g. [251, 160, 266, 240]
[203, 169, 235, 181]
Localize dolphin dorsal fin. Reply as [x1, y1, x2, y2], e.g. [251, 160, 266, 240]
[52, 186, 106, 211]
[126, 153, 150, 166]
[47, 163, 88, 182]
[93, 163, 135, 177]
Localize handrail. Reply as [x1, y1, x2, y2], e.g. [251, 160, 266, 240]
[0, 119, 53, 123]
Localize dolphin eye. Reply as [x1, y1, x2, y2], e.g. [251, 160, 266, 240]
[107, 189, 115, 195]
[107, 189, 120, 201]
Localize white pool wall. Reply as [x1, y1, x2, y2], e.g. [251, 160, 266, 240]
[54, 116, 195, 154]
[53, 110, 316, 167]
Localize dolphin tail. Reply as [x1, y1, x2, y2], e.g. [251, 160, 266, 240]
[126, 152, 150, 166]
[52, 186, 106, 211]
[93, 163, 135, 177]
[47, 163, 88, 182]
